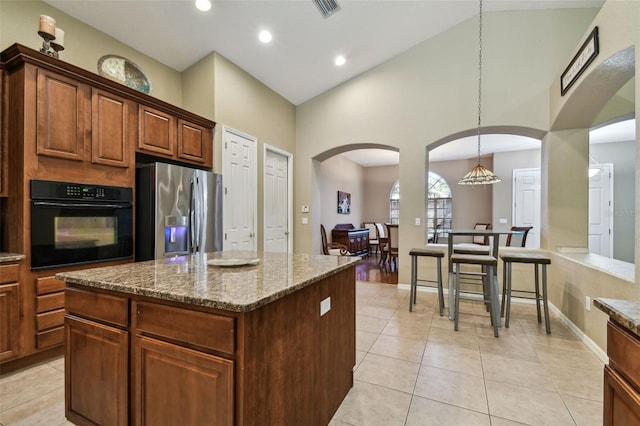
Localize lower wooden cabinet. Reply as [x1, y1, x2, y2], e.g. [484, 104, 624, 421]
[65, 315, 129, 426]
[603, 320, 640, 425]
[133, 335, 233, 426]
[0, 263, 21, 361]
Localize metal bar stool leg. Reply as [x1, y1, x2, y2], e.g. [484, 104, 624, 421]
[534, 263, 542, 323]
[501, 259, 507, 317]
[488, 264, 499, 337]
[454, 264, 461, 331]
[505, 261, 512, 328]
[437, 257, 444, 316]
[409, 254, 417, 312]
[542, 264, 551, 334]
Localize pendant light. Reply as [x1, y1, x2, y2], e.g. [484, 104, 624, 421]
[459, 0, 501, 185]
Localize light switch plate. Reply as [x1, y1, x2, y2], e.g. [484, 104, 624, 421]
[415, 218, 421, 226]
[320, 297, 331, 316]
[499, 218, 508, 224]
[302, 217, 308, 225]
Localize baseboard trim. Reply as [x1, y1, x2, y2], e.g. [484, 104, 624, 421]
[398, 283, 608, 364]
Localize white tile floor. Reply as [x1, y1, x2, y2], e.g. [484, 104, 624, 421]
[0, 282, 604, 426]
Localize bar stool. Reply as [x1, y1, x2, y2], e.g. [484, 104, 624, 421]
[451, 253, 500, 337]
[409, 247, 445, 315]
[499, 252, 551, 334]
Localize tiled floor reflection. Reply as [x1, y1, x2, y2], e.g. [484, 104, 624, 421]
[331, 282, 604, 426]
[0, 282, 603, 426]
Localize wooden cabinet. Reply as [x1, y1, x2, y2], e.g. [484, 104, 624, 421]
[65, 315, 129, 426]
[332, 227, 370, 256]
[35, 276, 65, 349]
[603, 320, 640, 425]
[138, 106, 213, 168]
[133, 335, 233, 426]
[36, 69, 88, 162]
[0, 263, 21, 361]
[91, 88, 135, 168]
[63, 265, 356, 426]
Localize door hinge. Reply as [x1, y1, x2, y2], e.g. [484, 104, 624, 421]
[225, 187, 227, 195]
[224, 233, 227, 240]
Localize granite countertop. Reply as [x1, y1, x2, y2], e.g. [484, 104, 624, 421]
[56, 251, 360, 313]
[595, 298, 640, 338]
[0, 253, 26, 263]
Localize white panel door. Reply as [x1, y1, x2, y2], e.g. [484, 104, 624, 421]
[513, 168, 540, 248]
[589, 163, 613, 257]
[264, 147, 291, 253]
[222, 127, 257, 251]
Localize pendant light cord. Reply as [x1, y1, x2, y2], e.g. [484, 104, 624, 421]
[476, 0, 483, 165]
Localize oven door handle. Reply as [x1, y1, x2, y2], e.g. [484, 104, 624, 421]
[32, 201, 131, 209]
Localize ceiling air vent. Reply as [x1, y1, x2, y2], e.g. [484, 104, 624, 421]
[313, 0, 340, 18]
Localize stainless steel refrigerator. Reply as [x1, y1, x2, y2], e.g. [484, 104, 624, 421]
[135, 162, 223, 261]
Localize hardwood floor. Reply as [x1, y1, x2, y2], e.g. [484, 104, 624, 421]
[356, 253, 398, 284]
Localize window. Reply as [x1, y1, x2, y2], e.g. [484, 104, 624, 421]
[389, 181, 400, 224]
[427, 172, 452, 243]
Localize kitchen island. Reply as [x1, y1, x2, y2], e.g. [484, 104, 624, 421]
[56, 251, 359, 426]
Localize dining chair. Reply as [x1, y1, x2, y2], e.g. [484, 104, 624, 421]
[375, 222, 388, 265]
[472, 223, 491, 245]
[320, 224, 350, 256]
[362, 222, 379, 257]
[384, 223, 399, 270]
[505, 226, 533, 247]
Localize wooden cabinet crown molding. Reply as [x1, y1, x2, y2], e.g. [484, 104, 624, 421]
[0, 43, 215, 129]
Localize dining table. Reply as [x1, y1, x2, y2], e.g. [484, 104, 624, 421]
[443, 229, 523, 326]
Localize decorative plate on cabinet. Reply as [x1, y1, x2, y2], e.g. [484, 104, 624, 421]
[97, 54, 152, 94]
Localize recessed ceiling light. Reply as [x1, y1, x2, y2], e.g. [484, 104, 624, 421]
[195, 0, 211, 12]
[334, 55, 346, 66]
[259, 30, 273, 44]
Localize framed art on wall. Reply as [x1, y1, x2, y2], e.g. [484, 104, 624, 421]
[337, 191, 351, 214]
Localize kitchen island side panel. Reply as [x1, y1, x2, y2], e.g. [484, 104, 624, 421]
[237, 267, 356, 426]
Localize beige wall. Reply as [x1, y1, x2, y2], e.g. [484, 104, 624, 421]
[296, 8, 599, 280]
[318, 156, 364, 246]
[0, 1, 182, 105]
[362, 165, 399, 224]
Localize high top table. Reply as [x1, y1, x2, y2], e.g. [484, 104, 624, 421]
[444, 229, 522, 324]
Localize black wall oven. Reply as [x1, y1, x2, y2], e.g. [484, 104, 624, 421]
[30, 180, 133, 270]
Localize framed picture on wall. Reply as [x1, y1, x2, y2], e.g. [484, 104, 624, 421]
[337, 191, 351, 214]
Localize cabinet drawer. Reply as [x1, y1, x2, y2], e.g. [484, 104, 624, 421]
[36, 292, 64, 313]
[65, 287, 129, 328]
[37, 308, 65, 331]
[36, 276, 65, 295]
[0, 264, 19, 284]
[36, 326, 64, 349]
[134, 302, 234, 355]
[608, 320, 640, 392]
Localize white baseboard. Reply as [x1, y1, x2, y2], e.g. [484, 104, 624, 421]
[397, 283, 608, 364]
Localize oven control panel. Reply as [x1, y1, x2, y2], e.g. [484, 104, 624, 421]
[30, 180, 133, 202]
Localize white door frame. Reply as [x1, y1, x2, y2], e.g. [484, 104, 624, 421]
[263, 144, 293, 253]
[222, 125, 258, 251]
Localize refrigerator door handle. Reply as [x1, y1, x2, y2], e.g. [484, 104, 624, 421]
[190, 177, 198, 252]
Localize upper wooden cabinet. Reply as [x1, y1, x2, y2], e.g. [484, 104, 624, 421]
[92, 89, 135, 168]
[138, 106, 213, 168]
[36, 69, 88, 162]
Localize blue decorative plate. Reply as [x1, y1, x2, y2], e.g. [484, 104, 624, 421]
[97, 54, 152, 94]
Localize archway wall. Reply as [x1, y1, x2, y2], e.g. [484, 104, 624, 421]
[295, 7, 598, 283]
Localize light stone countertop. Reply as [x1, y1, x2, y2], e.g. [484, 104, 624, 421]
[56, 251, 360, 312]
[595, 298, 640, 338]
[0, 253, 26, 263]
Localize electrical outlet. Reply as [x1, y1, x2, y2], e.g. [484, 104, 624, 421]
[320, 297, 331, 316]
[585, 296, 591, 311]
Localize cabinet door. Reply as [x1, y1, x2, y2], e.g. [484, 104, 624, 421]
[133, 335, 233, 426]
[91, 89, 134, 168]
[604, 365, 640, 426]
[0, 282, 20, 361]
[138, 105, 176, 157]
[37, 69, 88, 161]
[177, 119, 213, 168]
[65, 315, 129, 426]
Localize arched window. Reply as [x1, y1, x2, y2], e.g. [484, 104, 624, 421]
[427, 172, 452, 243]
[389, 180, 400, 224]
